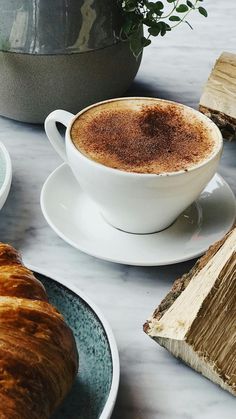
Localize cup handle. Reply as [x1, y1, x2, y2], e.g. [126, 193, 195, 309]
[44, 110, 75, 162]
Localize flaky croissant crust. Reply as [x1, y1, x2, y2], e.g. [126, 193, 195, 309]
[0, 244, 78, 419]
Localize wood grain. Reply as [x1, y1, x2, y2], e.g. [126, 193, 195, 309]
[145, 227, 236, 396]
[200, 52, 236, 140]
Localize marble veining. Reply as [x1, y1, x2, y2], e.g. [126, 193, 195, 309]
[0, 2, 235, 418]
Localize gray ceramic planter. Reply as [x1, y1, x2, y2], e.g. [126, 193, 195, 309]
[0, 0, 141, 123]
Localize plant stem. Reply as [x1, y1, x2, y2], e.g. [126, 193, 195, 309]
[161, 0, 180, 19]
[169, 0, 198, 29]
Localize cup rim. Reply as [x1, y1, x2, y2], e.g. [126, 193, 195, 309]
[66, 97, 223, 178]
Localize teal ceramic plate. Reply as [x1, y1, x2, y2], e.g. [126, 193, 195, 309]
[30, 267, 119, 419]
[0, 141, 12, 210]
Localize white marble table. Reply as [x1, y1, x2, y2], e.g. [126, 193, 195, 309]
[0, 2, 236, 418]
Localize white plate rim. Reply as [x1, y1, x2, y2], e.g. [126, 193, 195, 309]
[0, 141, 12, 207]
[26, 263, 120, 419]
[40, 163, 236, 266]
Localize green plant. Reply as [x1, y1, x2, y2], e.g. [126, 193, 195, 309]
[119, 0, 208, 57]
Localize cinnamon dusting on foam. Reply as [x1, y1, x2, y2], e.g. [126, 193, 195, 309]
[71, 99, 216, 174]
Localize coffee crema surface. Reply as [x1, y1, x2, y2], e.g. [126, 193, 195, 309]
[71, 99, 217, 174]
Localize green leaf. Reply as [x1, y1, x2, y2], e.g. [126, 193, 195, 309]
[165, 23, 171, 31]
[141, 36, 152, 47]
[160, 22, 168, 36]
[148, 24, 161, 36]
[146, 0, 163, 13]
[176, 4, 189, 13]
[123, 0, 137, 12]
[142, 17, 155, 27]
[167, 0, 176, 2]
[146, 11, 153, 19]
[169, 15, 181, 21]
[198, 6, 208, 17]
[186, 0, 194, 8]
[160, 27, 166, 36]
[154, 1, 164, 9]
[146, 2, 156, 10]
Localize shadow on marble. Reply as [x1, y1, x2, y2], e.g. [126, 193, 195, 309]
[125, 79, 177, 103]
[0, 114, 43, 131]
[99, 258, 197, 289]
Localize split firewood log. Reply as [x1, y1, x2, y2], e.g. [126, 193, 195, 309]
[199, 52, 236, 140]
[144, 226, 236, 396]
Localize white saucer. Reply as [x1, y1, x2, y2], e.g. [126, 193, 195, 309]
[0, 141, 12, 211]
[41, 164, 236, 266]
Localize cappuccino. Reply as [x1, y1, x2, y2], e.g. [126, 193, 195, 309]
[71, 98, 217, 174]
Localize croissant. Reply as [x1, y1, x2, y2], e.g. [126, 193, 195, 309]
[0, 243, 78, 418]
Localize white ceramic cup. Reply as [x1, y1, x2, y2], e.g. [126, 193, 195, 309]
[45, 98, 223, 234]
